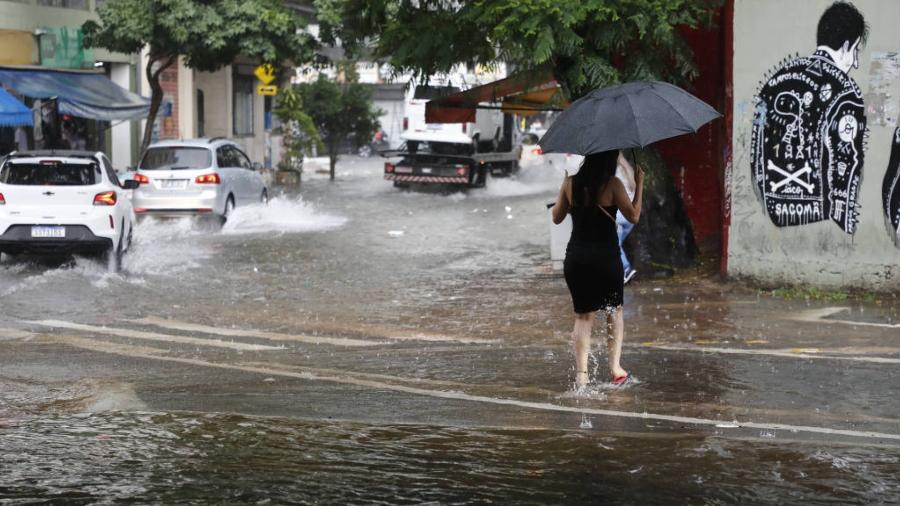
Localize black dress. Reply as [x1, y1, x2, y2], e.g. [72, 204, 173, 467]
[564, 204, 624, 313]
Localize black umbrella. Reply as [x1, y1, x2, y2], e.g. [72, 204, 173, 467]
[538, 81, 720, 155]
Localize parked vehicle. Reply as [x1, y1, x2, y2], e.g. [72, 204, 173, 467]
[518, 131, 583, 172]
[384, 85, 520, 189]
[130, 138, 268, 221]
[0, 150, 138, 268]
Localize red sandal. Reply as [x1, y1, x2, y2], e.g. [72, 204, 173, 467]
[612, 373, 631, 386]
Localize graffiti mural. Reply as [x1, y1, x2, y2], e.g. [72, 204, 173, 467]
[751, 2, 868, 234]
[884, 127, 900, 245]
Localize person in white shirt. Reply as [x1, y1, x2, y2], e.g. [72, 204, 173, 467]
[14, 127, 28, 152]
[615, 152, 638, 284]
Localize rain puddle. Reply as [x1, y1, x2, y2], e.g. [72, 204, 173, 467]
[1, 411, 896, 503]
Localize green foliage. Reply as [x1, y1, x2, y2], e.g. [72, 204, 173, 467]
[315, 0, 719, 99]
[82, 0, 317, 151]
[771, 287, 851, 302]
[293, 73, 382, 180]
[273, 87, 320, 173]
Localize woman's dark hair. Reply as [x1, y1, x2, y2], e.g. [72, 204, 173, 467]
[571, 150, 618, 209]
[817, 1, 868, 50]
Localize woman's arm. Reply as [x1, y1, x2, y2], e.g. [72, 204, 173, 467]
[614, 165, 644, 224]
[551, 176, 571, 224]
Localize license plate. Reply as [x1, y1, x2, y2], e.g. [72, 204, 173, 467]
[420, 167, 432, 174]
[161, 179, 188, 189]
[395, 166, 413, 174]
[31, 226, 65, 238]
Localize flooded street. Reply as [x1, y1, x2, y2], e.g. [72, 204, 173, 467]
[2, 158, 899, 503]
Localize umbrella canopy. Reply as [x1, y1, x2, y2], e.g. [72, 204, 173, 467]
[539, 81, 720, 155]
[0, 87, 32, 127]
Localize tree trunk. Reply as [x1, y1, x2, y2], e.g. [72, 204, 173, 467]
[624, 149, 697, 277]
[140, 54, 177, 155]
[328, 141, 337, 181]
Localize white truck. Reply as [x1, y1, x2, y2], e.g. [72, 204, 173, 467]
[383, 85, 520, 188]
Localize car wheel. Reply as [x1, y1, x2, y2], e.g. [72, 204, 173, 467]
[221, 195, 235, 224]
[358, 144, 373, 158]
[104, 239, 123, 273]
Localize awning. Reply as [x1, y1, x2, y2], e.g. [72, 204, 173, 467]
[0, 87, 32, 127]
[425, 71, 568, 124]
[0, 66, 150, 121]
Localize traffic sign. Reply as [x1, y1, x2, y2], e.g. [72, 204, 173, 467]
[257, 84, 278, 96]
[254, 64, 276, 85]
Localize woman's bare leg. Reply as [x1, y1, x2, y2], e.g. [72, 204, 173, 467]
[606, 307, 628, 379]
[572, 311, 596, 388]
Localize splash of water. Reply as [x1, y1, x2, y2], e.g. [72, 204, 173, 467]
[220, 197, 348, 236]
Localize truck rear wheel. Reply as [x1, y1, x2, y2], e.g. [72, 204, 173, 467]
[393, 181, 410, 189]
[470, 166, 487, 188]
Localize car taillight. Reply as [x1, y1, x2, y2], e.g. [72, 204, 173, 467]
[133, 173, 150, 184]
[403, 117, 408, 130]
[532, 146, 543, 155]
[385, 162, 395, 173]
[195, 173, 221, 184]
[93, 191, 117, 206]
[455, 164, 468, 176]
[0, 192, 5, 205]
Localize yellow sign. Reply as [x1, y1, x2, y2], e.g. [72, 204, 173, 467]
[254, 64, 276, 85]
[257, 84, 278, 96]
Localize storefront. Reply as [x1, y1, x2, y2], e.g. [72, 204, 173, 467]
[0, 66, 149, 158]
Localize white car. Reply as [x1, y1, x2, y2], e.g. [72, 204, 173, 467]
[130, 138, 268, 221]
[0, 150, 138, 267]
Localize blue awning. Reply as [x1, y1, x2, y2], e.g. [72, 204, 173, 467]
[0, 87, 32, 127]
[0, 66, 150, 121]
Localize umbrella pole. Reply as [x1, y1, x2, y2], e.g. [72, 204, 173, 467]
[628, 148, 637, 169]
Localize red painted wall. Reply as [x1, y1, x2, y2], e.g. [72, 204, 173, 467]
[655, 8, 728, 249]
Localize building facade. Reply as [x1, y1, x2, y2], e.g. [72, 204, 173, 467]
[0, 0, 142, 167]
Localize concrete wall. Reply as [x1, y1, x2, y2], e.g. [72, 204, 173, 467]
[194, 67, 231, 140]
[728, 0, 900, 290]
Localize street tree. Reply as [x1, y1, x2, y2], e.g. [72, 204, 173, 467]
[316, 0, 720, 271]
[82, 0, 316, 153]
[273, 86, 320, 175]
[294, 72, 381, 180]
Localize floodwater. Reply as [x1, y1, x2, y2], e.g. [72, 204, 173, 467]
[1, 157, 899, 503]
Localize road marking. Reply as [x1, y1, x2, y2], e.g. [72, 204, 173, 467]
[133, 316, 498, 345]
[642, 343, 900, 364]
[53, 335, 900, 443]
[790, 307, 900, 329]
[132, 317, 383, 347]
[27, 320, 282, 352]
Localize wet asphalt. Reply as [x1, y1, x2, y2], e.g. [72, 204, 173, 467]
[1, 157, 899, 504]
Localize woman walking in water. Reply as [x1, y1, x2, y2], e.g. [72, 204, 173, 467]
[551, 150, 644, 389]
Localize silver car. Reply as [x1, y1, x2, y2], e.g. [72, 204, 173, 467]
[130, 138, 268, 220]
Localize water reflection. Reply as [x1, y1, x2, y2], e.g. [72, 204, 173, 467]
[1, 411, 897, 503]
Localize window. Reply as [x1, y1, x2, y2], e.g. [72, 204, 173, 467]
[233, 74, 255, 136]
[140, 147, 212, 171]
[216, 146, 235, 168]
[1, 162, 98, 186]
[197, 90, 205, 138]
[37, 0, 88, 9]
[100, 154, 119, 186]
[230, 146, 252, 170]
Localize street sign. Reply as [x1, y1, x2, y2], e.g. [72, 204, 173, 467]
[257, 84, 278, 96]
[254, 64, 276, 85]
